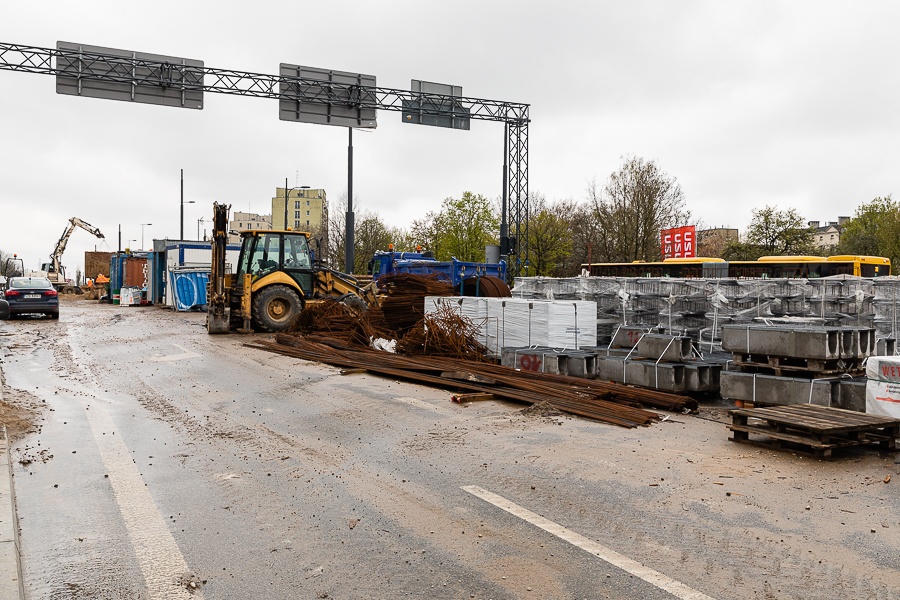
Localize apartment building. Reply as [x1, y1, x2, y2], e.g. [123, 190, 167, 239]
[228, 212, 272, 244]
[271, 187, 327, 232]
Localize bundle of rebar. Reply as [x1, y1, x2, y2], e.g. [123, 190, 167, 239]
[397, 303, 489, 361]
[294, 299, 393, 346]
[377, 273, 455, 335]
[461, 275, 511, 298]
[248, 335, 697, 428]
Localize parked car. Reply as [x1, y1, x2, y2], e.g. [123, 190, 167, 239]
[1, 276, 59, 319]
[0, 299, 8, 320]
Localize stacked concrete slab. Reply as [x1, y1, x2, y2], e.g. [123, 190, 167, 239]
[719, 323, 876, 410]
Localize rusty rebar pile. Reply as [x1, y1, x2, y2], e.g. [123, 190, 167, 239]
[397, 303, 489, 361]
[248, 335, 697, 428]
[294, 299, 393, 346]
[377, 273, 455, 335]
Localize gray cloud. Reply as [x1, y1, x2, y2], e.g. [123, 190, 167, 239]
[2, 1, 898, 274]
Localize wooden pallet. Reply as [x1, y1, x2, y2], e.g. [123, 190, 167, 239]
[729, 404, 899, 459]
[730, 353, 864, 377]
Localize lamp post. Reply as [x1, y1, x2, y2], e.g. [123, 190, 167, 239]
[180, 169, 195, 240]
[126, 240, 137, 252]
[198, 217, 207, 241]
[140, 223, 152, 250]
[282, 177, 310, 230]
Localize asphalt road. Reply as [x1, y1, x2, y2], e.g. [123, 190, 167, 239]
[1, 300, 899, 599]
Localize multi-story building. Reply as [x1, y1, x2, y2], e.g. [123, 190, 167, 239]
[271, 187, 327, 233]
[696, 227, 739, 257]
[809, 216, 850, 251]
[228, 212, 272, 244]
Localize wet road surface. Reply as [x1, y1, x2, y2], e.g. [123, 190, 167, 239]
[1, 301, 899, 599]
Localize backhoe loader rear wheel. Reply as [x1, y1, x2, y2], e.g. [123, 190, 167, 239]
[251, 285, 305, 333]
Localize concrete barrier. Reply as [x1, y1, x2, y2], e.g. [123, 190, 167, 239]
[720, 370, 836, 406]
[722, 324, 878, 360]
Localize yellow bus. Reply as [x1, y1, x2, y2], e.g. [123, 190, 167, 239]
[582, 255, 891, 278]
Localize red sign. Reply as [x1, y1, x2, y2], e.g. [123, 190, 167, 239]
[661, 226, 696, 259]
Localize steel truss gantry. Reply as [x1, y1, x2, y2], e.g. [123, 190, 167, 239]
[0, 42, 531, 275]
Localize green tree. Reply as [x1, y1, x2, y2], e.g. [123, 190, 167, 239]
[743, 205, 814, 256]
[590, 156, 691, 262]
[720, 240, 766, 261]
[837, 196, 900, 265]
[526, 193, 575, 276]
[430, 192, 499, 262]
[410, 211, 440, 256]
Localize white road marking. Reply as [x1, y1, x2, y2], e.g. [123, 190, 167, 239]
[84, 403, 200, 599]
[462, 485, 717, 600]
[150, 344, 201, 362]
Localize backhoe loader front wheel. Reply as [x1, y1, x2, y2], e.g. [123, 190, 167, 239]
[251, 285, 305, 333]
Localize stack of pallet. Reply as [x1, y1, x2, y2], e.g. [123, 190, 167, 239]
[719, 324, 876, 410]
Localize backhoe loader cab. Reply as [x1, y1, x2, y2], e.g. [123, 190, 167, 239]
[230, 230, 316, 332]
[237, 231, 315, 294]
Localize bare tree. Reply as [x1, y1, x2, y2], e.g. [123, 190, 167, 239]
[326, 193, 348, 270]
[526, 192, 575, 276]
[353, 212, 394, 274]
[590, 157, 690, 262]
[0, 250, 12, 276]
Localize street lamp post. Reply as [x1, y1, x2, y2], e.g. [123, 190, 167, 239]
[282, 177, 310, 230]
[198, 217, 207, 241]
[180, 169, 195, 240]
[140, 223, 152, 250]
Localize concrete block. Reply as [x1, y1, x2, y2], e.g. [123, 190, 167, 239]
[499, 347, 596, 379]
[683, 363, 722, 393]
[834, 379, 867, 412]
[875, 338, 896, 356]
[540, 352, 568, 376]
[857, 328, 877, 358]
[564, 352, 597, 379]
[722, 324, 877, 360]
[609, 326, 655, 349]
[596, 357, 687, 392]
[720, 370, 836, 406]
[500, 347, 557, 373]
[721, 325, 840, 360]
[633, 334, 693, 362]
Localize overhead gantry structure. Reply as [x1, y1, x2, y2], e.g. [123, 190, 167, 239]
[0, 42, 531, 276]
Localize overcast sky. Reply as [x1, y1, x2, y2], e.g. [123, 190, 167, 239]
[2, 1, 899, 276]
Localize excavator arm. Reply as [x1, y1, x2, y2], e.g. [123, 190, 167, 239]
[206, 202, 231, 333]
[49, 217, 105, 275]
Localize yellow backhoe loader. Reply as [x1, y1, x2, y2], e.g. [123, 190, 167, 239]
[206, 202, 377, 334]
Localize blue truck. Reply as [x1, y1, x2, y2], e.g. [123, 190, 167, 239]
[368, 250, 508, 296]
